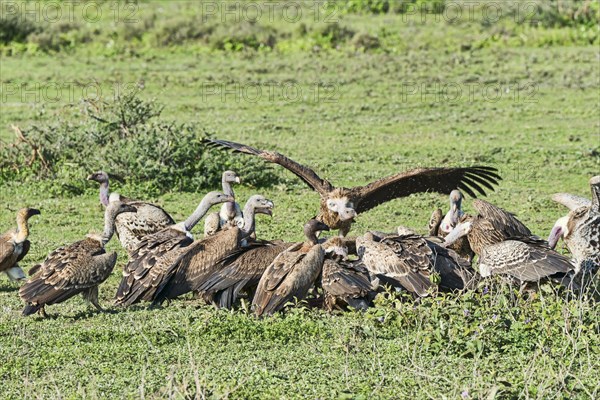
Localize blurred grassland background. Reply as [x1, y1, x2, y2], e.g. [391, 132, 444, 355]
[0, 1, 599, 398]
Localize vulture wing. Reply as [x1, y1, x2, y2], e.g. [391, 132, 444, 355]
[472, 199, 532, 237]
[322, 259, 373, 298]
[114, 228, 193, 306]
[19, 239, 114, 310]
[350, 166, 501, 214]
[205, 139, 335, 196]
[0, 233, 17, 271]
[479, 239, 573, 281]
[551, 193, 591, 211]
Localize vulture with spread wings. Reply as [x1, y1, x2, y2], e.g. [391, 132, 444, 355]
[205, 139, 502, 236]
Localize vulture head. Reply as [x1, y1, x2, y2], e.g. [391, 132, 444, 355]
[304, 219, 330, 244]
[325, 189, 357, 222]
[87, 171, 109, 184]
[18, 208, 41, 222]
[205, 191, 236, 206]
[107, 201, 137, 219]
[547, 215, 569, 249]
[440, 190, 464, 233]
[222, 170, 241, 184]
[245, 195, 274, 217]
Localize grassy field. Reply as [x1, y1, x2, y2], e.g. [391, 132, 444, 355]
[1, 1, 599, 399]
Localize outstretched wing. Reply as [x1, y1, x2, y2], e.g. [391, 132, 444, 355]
[205, 139, 334, 196]
[350, 166, 501, 214]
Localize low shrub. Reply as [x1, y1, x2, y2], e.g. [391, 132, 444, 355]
[0, 91, 279, 195]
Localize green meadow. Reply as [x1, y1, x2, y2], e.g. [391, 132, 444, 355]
[0, 1, 598, 398]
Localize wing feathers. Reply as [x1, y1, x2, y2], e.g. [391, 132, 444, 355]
[205, 139, 334, 195]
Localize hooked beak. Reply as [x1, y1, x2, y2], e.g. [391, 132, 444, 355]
[316, 221, 331, 232]
[235, 177, 241, 184]
[87, 174, 96, 181]
[338, 207, 357, 221]
[28, 209, 41, 217]
[258, 208, 273, 217]
[225, 195, 235, 203]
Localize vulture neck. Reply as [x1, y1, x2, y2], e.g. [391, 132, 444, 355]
[304, 227, 319, 246]
[99, 181, 110, 207]
[101, 209, 118, 246]
[240, 203, 258, 237]
[14, 215, 30, 243]
[183, 196, 215, 232]
[591, 182, 600, 212]
[221, 178, 236, 216]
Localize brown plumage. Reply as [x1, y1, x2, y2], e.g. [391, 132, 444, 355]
[357, 231, 472, 297]
[133, 195, 274, 306]
[252, 219, 329, 317]
[20, 201, 135, 317]
[88, 171, 175, 257]
[321, 237, 375, 311]
[444, 199, 573, 282]
[0, 208, 40, 281]
[114, 191, 234, 306]
[462, 199, 532, 255]
[205, 139, 501, 236]
[198, 240, 292, 309]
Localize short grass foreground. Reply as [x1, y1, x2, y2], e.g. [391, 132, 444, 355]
[1, 1, 599, 399]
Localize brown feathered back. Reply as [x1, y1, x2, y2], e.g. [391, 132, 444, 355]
[20, 238, 116, 315]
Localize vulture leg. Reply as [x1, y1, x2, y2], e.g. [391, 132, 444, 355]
[83, 286, 103, 312]
[39, 306, 48, 319]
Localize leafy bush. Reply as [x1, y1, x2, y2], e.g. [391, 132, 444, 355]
[210, 21, 278, 51]
[311, 23, 356, 49]
[0, 13, 37, 44]
[532, 0, 599, 28]
[0, 92, 279, 195]
[351, 31, 381, 50]
[343, 0, 391, 14]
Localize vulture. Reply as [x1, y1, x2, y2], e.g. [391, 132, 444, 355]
[444, 199, 574, 282]
[0, 208, 41, 281]
[19, 201, 135, 317]
[205, 139, 501, 236]
[153, 195, 274, 305]
[114, 191, 233, 306]
[356, 229, 472, 297]
[204, 170, 243, 237]
[198, 239, 292, 309]
[548, 176, 600, 275]
[321, 237, 376, 311]
[88, 171, 175, 256]
[252, 219, 329, 317]
[429, 190, 474, 262]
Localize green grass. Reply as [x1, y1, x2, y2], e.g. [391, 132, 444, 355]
[1, 1, 599, 399]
